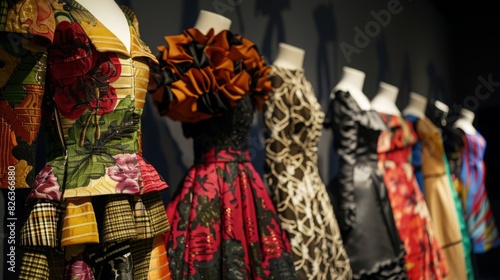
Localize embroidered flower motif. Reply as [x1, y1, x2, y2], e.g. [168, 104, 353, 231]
[108, 153, 141, 194]
[28, 165, 62, 201]
[49, 21, 122, 120]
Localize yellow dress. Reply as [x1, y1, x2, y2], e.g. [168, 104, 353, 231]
[411, 116, 467, 280]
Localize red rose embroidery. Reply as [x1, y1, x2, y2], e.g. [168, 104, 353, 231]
[48, 21, 121, 120]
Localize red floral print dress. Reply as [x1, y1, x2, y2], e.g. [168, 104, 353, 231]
[378, 114, 448, 280]
[150, 29, 297, 279]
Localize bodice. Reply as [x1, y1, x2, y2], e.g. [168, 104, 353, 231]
[26, 1, 167, 199]
[183, 94, 254, 161]
[325, 90, 387, 166]
[265, 67, 324, 163]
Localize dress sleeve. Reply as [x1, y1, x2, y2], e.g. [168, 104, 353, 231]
[329, 90, 358, 232]
[263, 74, 293, 205]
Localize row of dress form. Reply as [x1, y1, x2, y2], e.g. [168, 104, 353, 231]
[263, 42, 500, 279]
[1, 2, 499, 280]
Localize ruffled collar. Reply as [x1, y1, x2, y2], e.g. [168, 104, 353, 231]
[151, 28, 271, 122]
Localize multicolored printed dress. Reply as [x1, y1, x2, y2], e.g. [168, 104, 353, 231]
[264, 66, 351, 279]
[150, 29, 297, 279]
[378, 114, 448, 279]
[16, 1, 171, 279]
[1, 0, 54, 189]
[406, 115, 467, 280]
[455, 131, 500, 253]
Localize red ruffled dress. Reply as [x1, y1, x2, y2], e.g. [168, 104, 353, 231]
[150, 29, 297, 279]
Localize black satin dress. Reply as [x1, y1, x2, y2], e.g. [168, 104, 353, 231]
[325, 91, 407, 280]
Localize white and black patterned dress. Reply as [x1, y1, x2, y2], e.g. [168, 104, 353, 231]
[264, 66, 352, 279]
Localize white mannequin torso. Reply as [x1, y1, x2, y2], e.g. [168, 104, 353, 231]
[371, 82, 401, 116]
[454, 108, 476, 134]
[194, 10, 232, 35]
[272, 43, 304, 70]
[76, 0, 131, 54]
[403, 92, 427, 119]
[333, 66, 371, 111]
[434, 100, 449, 115]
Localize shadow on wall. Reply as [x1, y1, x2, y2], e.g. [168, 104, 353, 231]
[398, 53, 413, 108]
[181, 0, 199, 30]
[314, 0, 338, 105]
[313, 1, 340, 182]
[427, 61, 448, 104]
[377, 33, 391, 86]
[255, 0, 290, 61]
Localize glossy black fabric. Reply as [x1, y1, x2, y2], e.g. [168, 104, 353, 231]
[182, 94, 253, 161]
[325, 90, 407, 279]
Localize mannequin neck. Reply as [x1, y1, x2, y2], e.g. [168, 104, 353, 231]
[403, 92, 427, 119]
[371, 82, 400, 116]
[194, 10, 232, 35]
[273, 43, 304, 70]
[76, 0, 131, 54]
[454, 109, 476, 134]
[334, 67, 371, 110]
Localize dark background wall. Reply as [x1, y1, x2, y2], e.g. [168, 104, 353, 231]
[2, 0, 499, 278]
[436, 1, 500, 278]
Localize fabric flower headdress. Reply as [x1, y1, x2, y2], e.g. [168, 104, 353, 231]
[150, 28, 271, 122]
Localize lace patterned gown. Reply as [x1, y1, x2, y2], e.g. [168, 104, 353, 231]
[263, 66, 351, 279]
[17, 2, 171, 279]
[150, 29, 297, 279]
[325, 91, 407, 280]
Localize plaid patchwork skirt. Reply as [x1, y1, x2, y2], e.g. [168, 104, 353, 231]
[18, 192, 171, 280]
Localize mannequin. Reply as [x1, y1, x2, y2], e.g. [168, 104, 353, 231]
[76, 0, 131, 53]
[454, 108, 476, 134]
[272, 43, 305, 70]
[403, 92, 427, 119]
[435, 100, 449, 115]
[333, 67, 371, 111]
[433, 100, 449, 127]
[194, 10, 232, 35]
[152, 10, 299, 278]
[371, 82, 401, 116]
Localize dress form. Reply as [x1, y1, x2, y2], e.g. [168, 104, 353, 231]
[454, 108, 476, 134]
[272, 43, 305, 70]
[371, 82, 401, 116]
[431, 100, 450, 127]
[403, 92, 427, 119]
[194, 10, 232, 35]
[333, 67, 371, 111]
[76, 0, 131, 54]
